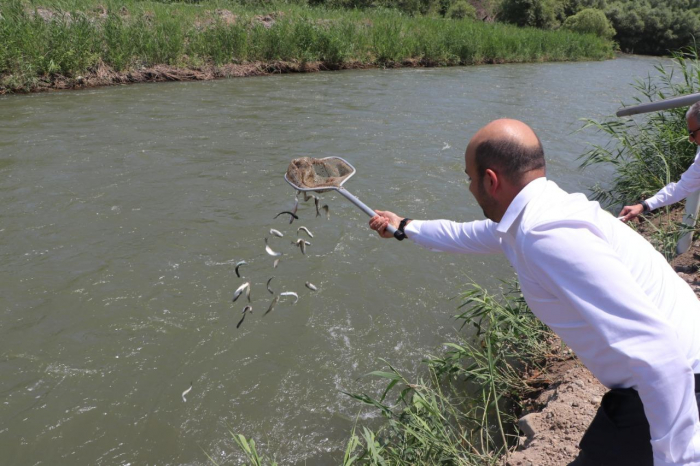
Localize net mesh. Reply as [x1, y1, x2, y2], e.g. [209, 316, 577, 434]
[286, 157, 354, 192]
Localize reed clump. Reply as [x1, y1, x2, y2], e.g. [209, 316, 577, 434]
[0, 0, 614, 93]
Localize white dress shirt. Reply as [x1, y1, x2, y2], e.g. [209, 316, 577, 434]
[647, 147, 700, 211]
[405, 177, 700, 465]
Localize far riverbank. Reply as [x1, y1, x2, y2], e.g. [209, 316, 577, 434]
[0, 1, 614, 94]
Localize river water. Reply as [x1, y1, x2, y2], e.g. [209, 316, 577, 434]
[0, 54, 671, 465]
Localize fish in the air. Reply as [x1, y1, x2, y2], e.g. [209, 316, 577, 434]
[280, 291, 299, 304]
[270, 229, 284, 238]
[314, 196, 321, 217]
[274, 211, 299, 221]
[290, 193, 299, 224]
[237, 305, 253, 329]
[267, 277, 275, 295]
[265, 238, 281, 257]
[264, 295, 280, 316]
[305, 282, 318, 291]
[293, 238, 310, 255]
[321, 205, 330, 219]
[273, 258, 280, 268]
[441, 142, 451, 151]
[182, 382, 193, 402]
[235, 260, 247, 278]
[232, 282, 250, 302]
[297, 226, 313, 238]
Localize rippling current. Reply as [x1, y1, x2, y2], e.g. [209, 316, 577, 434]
[0, 54, 670, 464]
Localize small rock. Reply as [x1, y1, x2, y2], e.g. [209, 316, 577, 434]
[518, 413, 539, 438]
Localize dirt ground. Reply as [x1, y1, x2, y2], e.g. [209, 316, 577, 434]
[504, 212, 700, 466]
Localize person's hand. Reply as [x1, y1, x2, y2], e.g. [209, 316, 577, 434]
[369, 210, 402, 239]
[619, 203, 645, 222]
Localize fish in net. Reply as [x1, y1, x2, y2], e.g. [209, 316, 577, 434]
[285, 157, 354, 192]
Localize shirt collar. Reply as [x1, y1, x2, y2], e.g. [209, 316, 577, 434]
[495, 177, 548, 235]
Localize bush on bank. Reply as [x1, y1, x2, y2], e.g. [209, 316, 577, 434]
[0, 0, 614, 93]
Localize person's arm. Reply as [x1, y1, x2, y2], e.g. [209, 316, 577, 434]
[619, 147, 700, 221]
[524, 223, 700, 465]
[369, 210, 501, 254]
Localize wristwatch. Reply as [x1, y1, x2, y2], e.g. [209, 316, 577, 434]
[641, 200, 650, 213]
[397, 218, 412, 241]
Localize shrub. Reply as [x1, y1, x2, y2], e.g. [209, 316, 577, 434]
[605, 0, 700, 55]
[498, 0, 563, 29]
[562, 7, 615, 39]
[447, 0, 477, 19]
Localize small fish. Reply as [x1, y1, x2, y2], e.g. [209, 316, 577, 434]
[267, 277, 275, 295]
[314, 196, 321, 217]
[182, 382, 193, 402]
[297, 226, 313, 238]
[264, 295, 280, 316]
[265, 238, 281, 257]
[305, 282, 318, 291]
[441, 142, 451, 151]
[274, 211, 299, 221]
[273, 258, 280, 268]
[280, 291, 299, 304]
[290, 193, 299, 224]
[235, 260, 247, 278]
[293, 238, 308, 255]
[322, 205, 330, 220]
[237, 305, 253, 329]
[270, 228, 284, 238]
[232, 282, 250, 302]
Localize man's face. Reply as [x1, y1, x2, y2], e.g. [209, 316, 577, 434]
[464, 148, 498, 221]
[688, 116, 700, 145]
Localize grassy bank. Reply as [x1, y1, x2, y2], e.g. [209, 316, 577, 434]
[0, 0, 614, 93]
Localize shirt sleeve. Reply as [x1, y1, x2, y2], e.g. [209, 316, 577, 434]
[403, 219, 501, 254]
[646, 148, 700, 211]
[523, 222, 700, 465]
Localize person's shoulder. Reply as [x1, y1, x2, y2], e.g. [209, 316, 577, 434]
[519, 181, 600, 234]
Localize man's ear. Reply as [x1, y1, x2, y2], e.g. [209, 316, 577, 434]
[483, 168, 499, 195]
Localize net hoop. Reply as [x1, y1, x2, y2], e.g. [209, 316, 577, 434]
[284, 157, 356, 193]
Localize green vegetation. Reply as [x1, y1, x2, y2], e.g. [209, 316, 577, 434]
[580, 50, 697, 209]
[562, 8, 614, 39]
[580, 49, 700, 260]
[0, 0, 614, 93]
[496, 0, 700, 55]
[231, 280, 555, 464]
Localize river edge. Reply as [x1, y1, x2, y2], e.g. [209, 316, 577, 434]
[503, 213, 700, 465]
[2, 55, 614, 95]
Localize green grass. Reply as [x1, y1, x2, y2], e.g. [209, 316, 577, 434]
[229, 280, 555, 465]
[0, 0, 614, 92]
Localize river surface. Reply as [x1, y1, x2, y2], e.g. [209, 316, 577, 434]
[0, 54, 671, 465]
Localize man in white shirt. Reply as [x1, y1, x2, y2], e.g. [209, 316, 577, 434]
[619, 102, 700, 221]
[369, 119, 700, 465]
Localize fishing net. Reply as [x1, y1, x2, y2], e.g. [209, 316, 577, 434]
[285, 157, 354, 192]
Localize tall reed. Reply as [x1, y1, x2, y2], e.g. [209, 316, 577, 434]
[579, 50, 700, 208]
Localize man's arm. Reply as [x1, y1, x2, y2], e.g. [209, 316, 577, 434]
[369, 211, 501, 254]
[524, 224, 700, 465]
[620, 147, 700, 221]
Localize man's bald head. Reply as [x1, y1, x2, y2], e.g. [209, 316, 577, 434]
[467, 119, 546, 186]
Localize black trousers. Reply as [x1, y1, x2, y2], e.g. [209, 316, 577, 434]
[568, 374, 700, 465]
